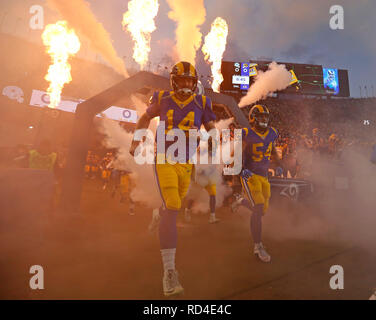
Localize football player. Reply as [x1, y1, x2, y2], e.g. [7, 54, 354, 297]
[119, 170, 135, 216]
[100, 152, 113, 190]
[130, 61, 217, 296]
[238, 104, 282, 263]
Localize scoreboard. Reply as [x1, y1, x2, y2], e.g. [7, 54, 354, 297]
[323, 68, 350, 97]
[220, 60, 350, 97]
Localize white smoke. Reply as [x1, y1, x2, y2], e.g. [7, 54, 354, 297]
[98, 95, 161, 208]
[239, 61, 292, 107]
[187, 118, 235, 214]
[188, 152, 232, 214]
[263, 145, 376, 252]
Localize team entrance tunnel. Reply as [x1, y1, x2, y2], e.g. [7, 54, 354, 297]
[59, 71, 250, 214]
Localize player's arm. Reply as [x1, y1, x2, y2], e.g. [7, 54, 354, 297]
[203, 120, 215, 132]
[295, 160, 301, 178]
[202, 96, 217, 133]
[129, 112, 153, 156]
[271, 141, 282, 167]
[130, 92, 161, 156]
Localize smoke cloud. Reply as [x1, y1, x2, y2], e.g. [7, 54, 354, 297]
[98, 97, 161, 208]
[46, 0, 129, 77]
[188, 118, 235, 214]
[261, 145, 376, 253]
[166, 0, 206, 64]
[239, 61, 292, 107]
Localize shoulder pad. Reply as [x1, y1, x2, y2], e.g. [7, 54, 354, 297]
[193, 94, 204, 109]
[242, 127, 249, 137]
[270, 127, 278, 137]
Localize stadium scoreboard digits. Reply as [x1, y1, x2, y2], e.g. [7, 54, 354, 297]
[221, 60, 350, 97]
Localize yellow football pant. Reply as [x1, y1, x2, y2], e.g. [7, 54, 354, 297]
[155, 162, 193, 211]
[102, 169, 111, 179]
[205, 184, 216, 196]
[120, 175, 130, 194]
[240, 174, 271, 214]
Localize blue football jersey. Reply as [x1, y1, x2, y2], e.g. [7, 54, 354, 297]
[242, 127, 278, 177]
[146, 90, 216, 162]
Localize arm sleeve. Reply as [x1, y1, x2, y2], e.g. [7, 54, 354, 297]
[145, 91, 161, 119]
[202, 96, 216, 124]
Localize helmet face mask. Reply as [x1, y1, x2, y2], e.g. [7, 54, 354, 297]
[173, 76, 196, 96]
[170, 61, 198, 99]
[249, 105, 270, 132]
[255, 113, 269, 129]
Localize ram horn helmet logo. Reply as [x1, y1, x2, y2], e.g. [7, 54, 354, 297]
[2, 86, 24, 103]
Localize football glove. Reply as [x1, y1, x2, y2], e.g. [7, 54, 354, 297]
[275, 166, 283, 176]
[240, 168, 253, 180]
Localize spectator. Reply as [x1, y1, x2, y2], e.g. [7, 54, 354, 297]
[28, 140, 57, 171]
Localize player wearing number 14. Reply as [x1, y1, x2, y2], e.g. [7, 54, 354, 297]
[129, 61, 216, 296]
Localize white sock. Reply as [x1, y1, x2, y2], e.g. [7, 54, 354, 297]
[153, 208, 160, 219]
[161, 248, 176, 273]
[210, 212, 215, 218]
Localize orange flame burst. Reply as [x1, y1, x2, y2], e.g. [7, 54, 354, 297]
[42, 20, 80, 108]
[202, 17, 228, 92]
[122, 0, 159, 70]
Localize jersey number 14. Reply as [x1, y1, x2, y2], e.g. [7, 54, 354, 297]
[166, 109, 195, 131]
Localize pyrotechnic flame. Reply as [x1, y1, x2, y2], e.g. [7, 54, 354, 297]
[122, 0, 159, 70]
[167, 0, 206, 64]
[42, 20, 80, 108]
[202, 17, 228, 92]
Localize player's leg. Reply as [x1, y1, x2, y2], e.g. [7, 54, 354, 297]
[119, 175, 128, 204]
[148, 207, 161, 232]
[105, 170, 111, 189]
[155, 163, 184, 296]
[246, 175, 271, 263]
[177, 163, 193, 202]
[101, 169, 107, 190]
[128, 197, 135, 216]
[237, 176, 254, 212]
[261, 177, 271, 215]
[242, 175, 262, 243]
[184, 197, 194, 222]
[205, 184, 219, 223]
[85, 164, 90, 178]
[177, 163, 194, 221]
